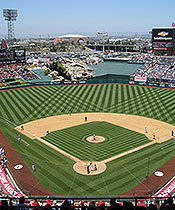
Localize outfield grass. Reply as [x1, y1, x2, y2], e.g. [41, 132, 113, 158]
[0, 84, 175, 196]
[43, 121, 150, 161]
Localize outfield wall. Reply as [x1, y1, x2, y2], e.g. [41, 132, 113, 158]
[1, 77, 175, 91]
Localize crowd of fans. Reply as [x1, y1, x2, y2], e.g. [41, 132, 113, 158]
[0, 64, 39, 82]
[0, 197, 175, 209]
[0, 146, 9, 198]
[129, 54, 175, 65]
[0, 145, 8, 173]
[129, 54, 175, 81]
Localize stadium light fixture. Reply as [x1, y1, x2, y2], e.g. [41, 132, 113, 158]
[3, 9, 18, 40]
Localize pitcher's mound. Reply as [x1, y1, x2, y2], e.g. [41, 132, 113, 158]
[86, 136, 105, 143]
[73, 161, 107, 175]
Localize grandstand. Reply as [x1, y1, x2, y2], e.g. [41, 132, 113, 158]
[130, 54, 175, 82]
[1, 42, 175, 209]
[0, 64, 39, 83]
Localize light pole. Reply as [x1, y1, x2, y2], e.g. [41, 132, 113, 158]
[3, 9, 18, 41]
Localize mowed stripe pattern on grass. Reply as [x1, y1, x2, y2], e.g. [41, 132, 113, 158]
[1, 84, 175, 125]
[0, 84, 175, 196]
[42, 121, 150, 161]
[3, 110, 175, 196]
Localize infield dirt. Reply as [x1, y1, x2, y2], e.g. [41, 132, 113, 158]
[15, 113, 175, 175]
[16, 113, 175, 143]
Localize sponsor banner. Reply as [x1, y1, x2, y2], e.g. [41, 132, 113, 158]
[0, 166, 25, 198]
[153, 47, 167, 50]
[63, 81, 72, 84]
[139, 82, 146, 85]
[78, 81, 86, 84]
[154, 37, 172, 41]
[134, 76, 147, 82]
[155, 176, 175, 197]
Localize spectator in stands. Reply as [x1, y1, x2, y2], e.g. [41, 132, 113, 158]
[80, 200, 86, 210]
[110, 198, 122, 210]
[123, 201, 134, 210]
[130, 54, 175, 82]
[61, 199, 71, 210]
[88, 201, 96, 210]
[160, 199, 168, 209]
[137, 199, 147, 207]
[0, 63, 39, 83]
[148, 203, 157, 209]
[99, 201, 106, 210]
[16, 196, 28, 209]
[0, 199, 8, 210]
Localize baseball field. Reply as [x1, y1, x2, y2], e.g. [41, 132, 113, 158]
[0, 83, 175, 196]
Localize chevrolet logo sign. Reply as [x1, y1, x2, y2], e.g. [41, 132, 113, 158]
[158, 31, 169, 36]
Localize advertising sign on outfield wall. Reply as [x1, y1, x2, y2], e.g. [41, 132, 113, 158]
[134, 76, 147, 82]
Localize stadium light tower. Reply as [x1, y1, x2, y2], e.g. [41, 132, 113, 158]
[3, 9, 18, 40]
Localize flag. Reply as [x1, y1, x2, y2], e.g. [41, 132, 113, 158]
[1, 40, 8, 50]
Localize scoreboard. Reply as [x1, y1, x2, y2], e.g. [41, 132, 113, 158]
[0, 48, 26, 64]
[152, 28, 175, 53]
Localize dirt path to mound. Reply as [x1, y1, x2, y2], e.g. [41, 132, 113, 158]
[0, 130, 59, 196]
[16, 113, 175, 143]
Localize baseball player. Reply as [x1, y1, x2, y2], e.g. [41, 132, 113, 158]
[145, 127, 148, 133]
[87, 165, 90, 174]
[32, 164, 36, 172]
[153, 132, 155, 139]
[17, 134, 21, 141]
[91, 164, 97, 171]
[172, 130, 174, 136]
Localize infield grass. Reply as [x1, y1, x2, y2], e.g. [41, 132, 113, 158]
[42, 121, 150, 161]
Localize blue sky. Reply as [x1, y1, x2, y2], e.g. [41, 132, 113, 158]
[1, 0, 175, 38]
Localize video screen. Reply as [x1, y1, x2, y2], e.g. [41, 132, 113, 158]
[0, 49, 26, 64]
[0, 49, 14, 62]
[153, 42, 172, 49]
